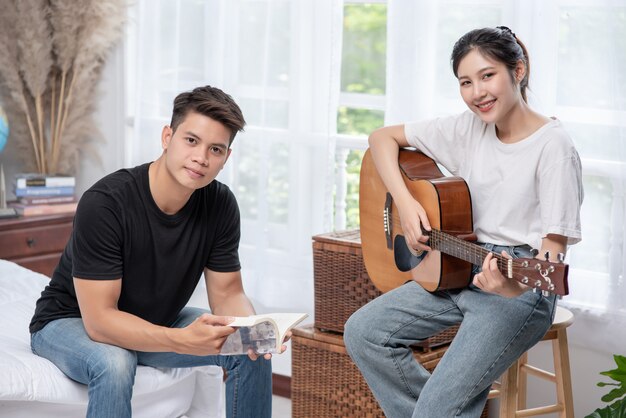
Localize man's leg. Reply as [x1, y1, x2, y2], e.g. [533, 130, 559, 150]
[344, 281, 464, 418]
[31, 318, 137, 418]
[137, 307, 272, 418]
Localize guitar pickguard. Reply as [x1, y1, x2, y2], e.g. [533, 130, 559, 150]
[393, 234, 426, 272]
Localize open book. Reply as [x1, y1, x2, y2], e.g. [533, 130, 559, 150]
[220, 312, 308, 355]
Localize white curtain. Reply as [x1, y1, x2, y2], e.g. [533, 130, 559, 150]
[127, 0, 626, 372]
[127, 0, 343, 374]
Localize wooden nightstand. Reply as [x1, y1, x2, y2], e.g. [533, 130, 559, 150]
[0, 213, 74, 277]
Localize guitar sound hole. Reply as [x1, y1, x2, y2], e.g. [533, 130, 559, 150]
[394, 235, 425, 272]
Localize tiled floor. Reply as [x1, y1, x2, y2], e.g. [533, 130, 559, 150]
[272, 395, 292, 417]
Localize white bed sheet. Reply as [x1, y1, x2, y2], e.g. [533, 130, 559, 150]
[0, 259, 224, 418]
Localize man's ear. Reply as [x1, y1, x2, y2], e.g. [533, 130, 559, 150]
[161, 125, 173, 150]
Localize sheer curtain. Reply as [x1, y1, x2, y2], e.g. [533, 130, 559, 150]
[127, 0, 343, 374]
[127, 0, 626, 371]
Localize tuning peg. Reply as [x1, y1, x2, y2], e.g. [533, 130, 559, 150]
[530, 248, 539, 257]
[557, 253, 565, 263]
[544, 251, 551, 261]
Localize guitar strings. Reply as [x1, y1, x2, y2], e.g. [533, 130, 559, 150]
[388, 214, 541, 270]
[387, 216, 558, 290]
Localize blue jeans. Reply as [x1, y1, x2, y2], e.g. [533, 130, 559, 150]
[30, 307, 272, 418]
[344, 244, 556, 418]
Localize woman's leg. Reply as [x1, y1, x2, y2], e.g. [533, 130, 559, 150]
[412, 244, 557, 418]
[345, 244, 556, 418]
[413, 285, 555, 417]
[344, 281, 464, 418]
[31, 318, 138, 418]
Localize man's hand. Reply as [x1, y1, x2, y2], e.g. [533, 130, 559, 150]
[473, 251, 527, 298]
[178, 313, 236, 356]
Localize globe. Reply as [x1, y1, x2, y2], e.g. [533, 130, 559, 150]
[0, 106, 8, 154]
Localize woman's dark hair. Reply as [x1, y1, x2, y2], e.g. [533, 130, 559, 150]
[451, 26, 530, 102]
[170, 85, 246, 145]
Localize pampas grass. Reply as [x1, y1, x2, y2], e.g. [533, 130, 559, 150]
[0, 0, 127, 175]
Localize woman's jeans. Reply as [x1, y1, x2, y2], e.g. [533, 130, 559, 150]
[344, 244, 557, 418]
[31, 307, 272, 418]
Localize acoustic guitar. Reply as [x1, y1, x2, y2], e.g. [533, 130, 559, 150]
[358, 148, 569, 296]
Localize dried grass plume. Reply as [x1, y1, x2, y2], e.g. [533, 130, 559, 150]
[0, 0, 127, 175]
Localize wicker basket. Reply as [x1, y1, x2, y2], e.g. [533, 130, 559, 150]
[313, 230, 459, 349]
[313, 230, 381, 334]
[292, 326, 488, 418]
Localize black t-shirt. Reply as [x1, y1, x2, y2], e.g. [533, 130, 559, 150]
[29, 163, 241, 334]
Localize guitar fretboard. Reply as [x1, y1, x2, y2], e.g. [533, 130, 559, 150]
[428, 229, 507, 274]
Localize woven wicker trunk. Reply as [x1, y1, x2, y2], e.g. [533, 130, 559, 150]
[292, 326, 431, 417]
[313, 230, 380, 334]
[313, 230, 459, 349]
[292, 325, 489, 418]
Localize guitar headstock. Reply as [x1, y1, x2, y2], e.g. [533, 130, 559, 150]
[513, 257, 569, 296]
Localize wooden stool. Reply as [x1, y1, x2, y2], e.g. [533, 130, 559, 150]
[488, 306, 574, 418]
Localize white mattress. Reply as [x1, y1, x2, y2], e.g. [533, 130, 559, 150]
[0, 259, 224, 418]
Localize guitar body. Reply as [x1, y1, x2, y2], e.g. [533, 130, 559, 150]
[360, 148, 475, 293]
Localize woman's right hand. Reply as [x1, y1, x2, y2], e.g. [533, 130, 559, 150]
[397, 197, 432, 253]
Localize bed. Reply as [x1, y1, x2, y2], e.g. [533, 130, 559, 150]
[0, 259, 225, 418]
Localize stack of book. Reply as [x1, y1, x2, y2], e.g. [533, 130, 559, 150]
[10, 174, 77, 216]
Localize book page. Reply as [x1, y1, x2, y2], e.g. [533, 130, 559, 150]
[264, 312, 308, 338]
[220, 312, 308, 355]
[220, 320, 278, 355]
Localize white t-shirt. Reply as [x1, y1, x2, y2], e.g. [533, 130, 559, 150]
[404, 111, 583, 250]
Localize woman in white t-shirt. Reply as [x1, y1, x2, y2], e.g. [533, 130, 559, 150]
[344, 26, 583, 418]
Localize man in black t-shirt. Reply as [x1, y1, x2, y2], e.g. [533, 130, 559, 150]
[30, 86, 274, 418]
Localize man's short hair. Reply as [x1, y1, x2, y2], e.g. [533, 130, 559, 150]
[170, 86, 246, 145]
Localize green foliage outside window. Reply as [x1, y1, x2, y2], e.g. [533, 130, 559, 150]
[336, 107, 385, 229]
[344, 149, 365, 229]
[341, 4, 387, 95]
[337, 107, 384, 137]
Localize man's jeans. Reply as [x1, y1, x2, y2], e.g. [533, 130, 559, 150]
[344, 244, 556, 418]
[31, 307, 272, 418]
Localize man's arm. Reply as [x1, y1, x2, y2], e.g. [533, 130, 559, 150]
[205, 268, 289, 359]
[74, 277, 235, 355]
[204, 268, 255, 317]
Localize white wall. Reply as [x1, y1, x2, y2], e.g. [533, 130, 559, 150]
[76, 43, 127, 195]
[527, 337, 616, 417]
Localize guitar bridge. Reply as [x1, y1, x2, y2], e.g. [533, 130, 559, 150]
[384, 193, 393, 250]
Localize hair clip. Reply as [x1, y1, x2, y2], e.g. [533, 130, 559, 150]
[496, 25, 516, 38]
